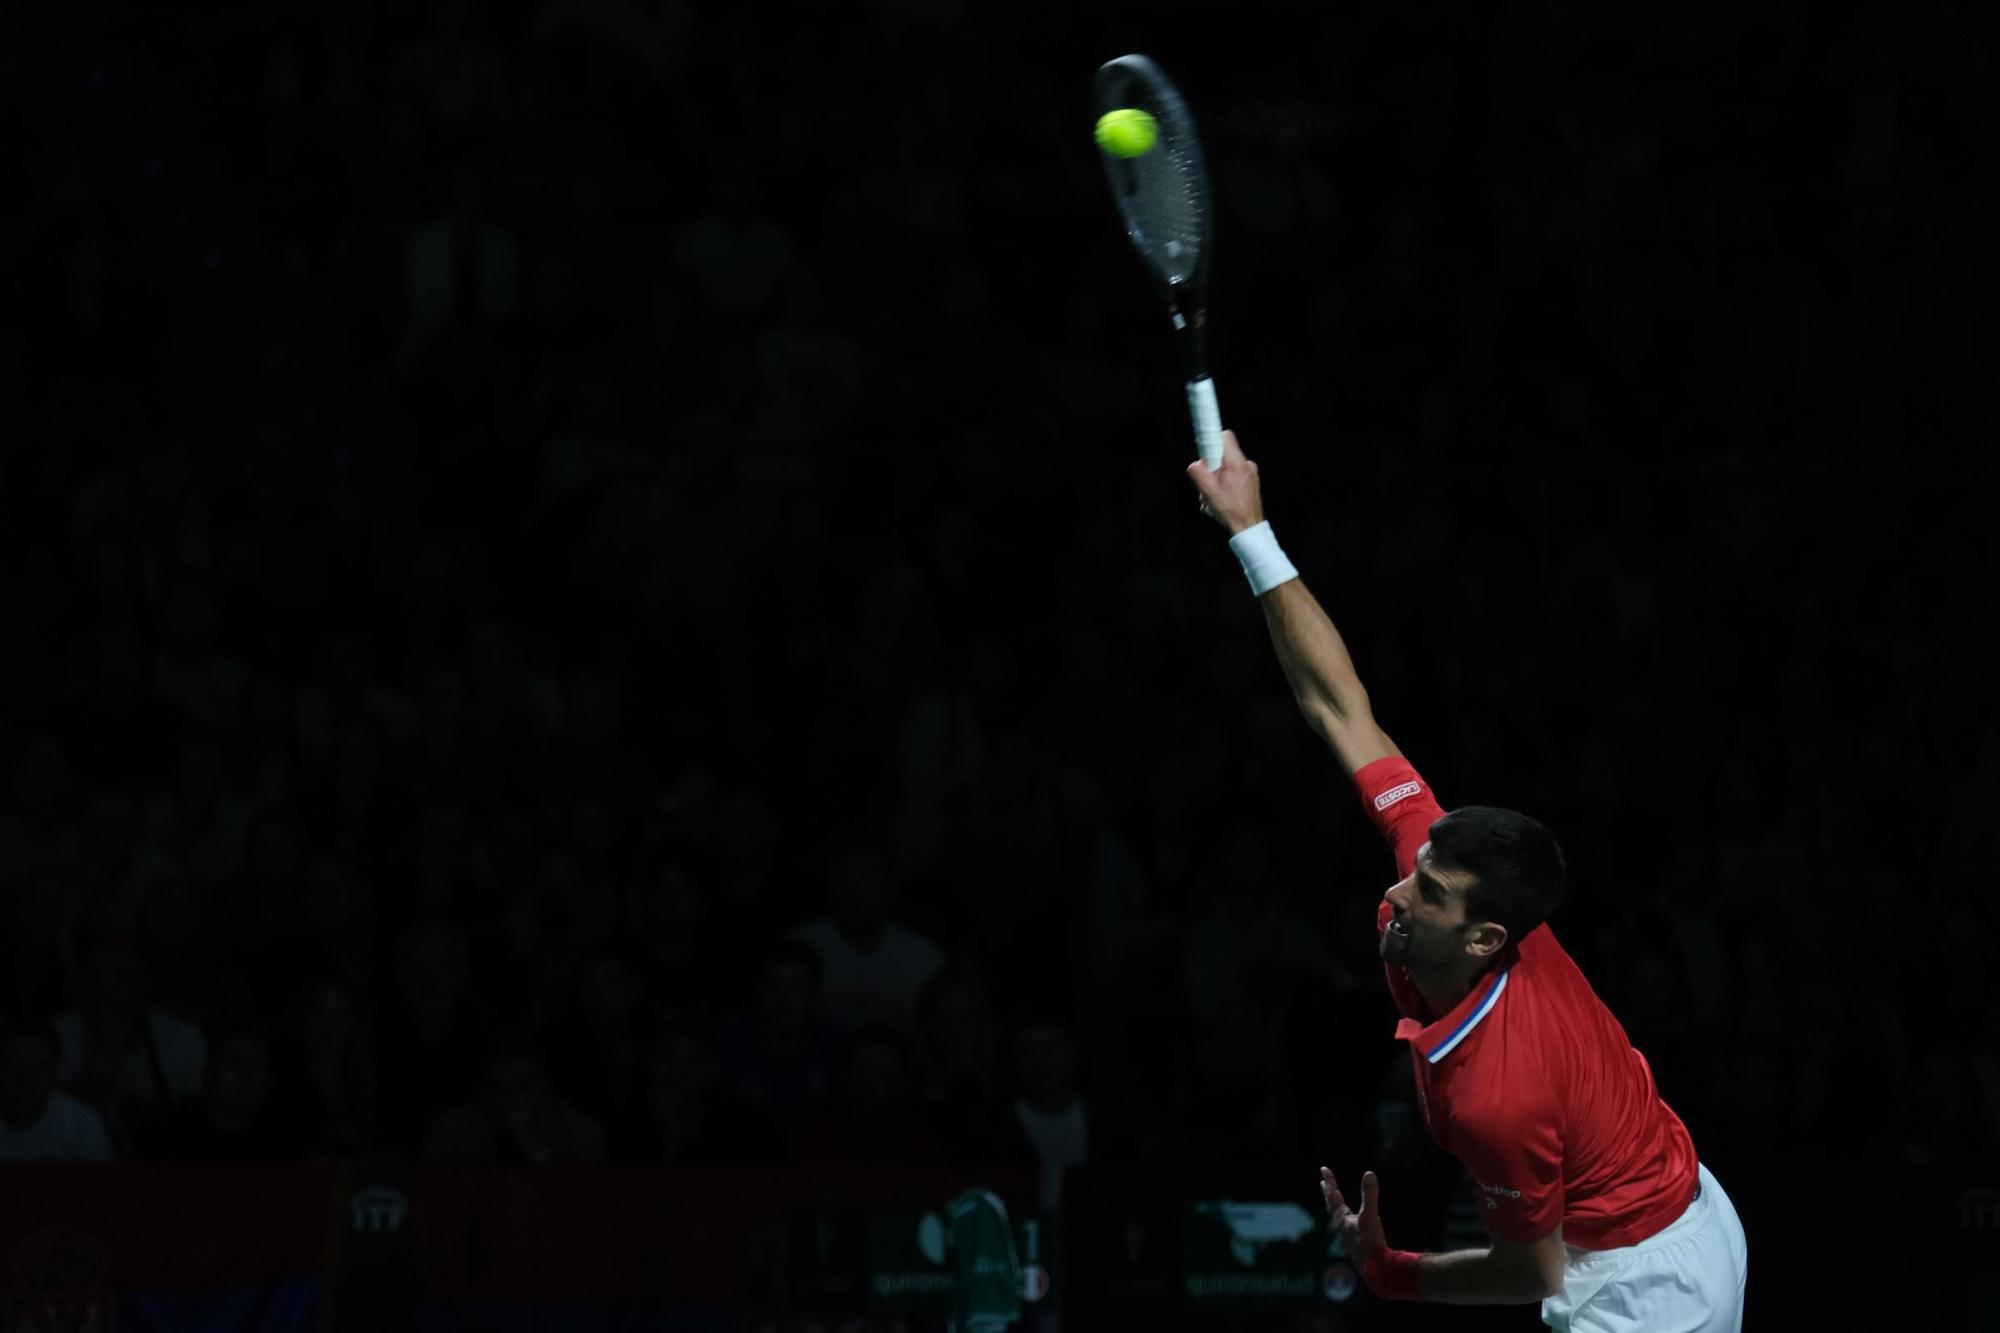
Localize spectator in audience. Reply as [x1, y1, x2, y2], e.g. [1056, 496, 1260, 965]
[151, 575, 247, 732]
[5, 861, 76, 1023]
[53, 933, 206, 1153]
[295, 632, 415, 775]
[272, 978, 378, 1157]
[0, 1015, 112, 1162]
[1180, 824, 1349, 1136]
[135, 731, 254, 893]
[753, 272, 865, 451]
[135, 870, 228, 1018]
[1009, 1012, 1091, 1209]
[231, 672, 297, 809]
[911, 968, 1026, 1164]
[791, 1025, 943, 1165]
[375, 918, 482, 1153]
[134, 1021, 298, 1161]
[711, 940, 846, 1126]
[668, 167, 794, 327]
[291, 854, 378, 999]
[639, 1020, 782, 1164]
[63, 620, 176, 785]
[554, 661, 655, 816]
[386, 0, 508, 136]
[548, 943, 649, 1155]
[230, 805, 311, 926]
[1904, 1038, 2000, 1169]
[72, 781, 175, 926]
[422, 1023, 607, 1164]
[629, 847, 731, 1022]
[388, 802, 472, 945]
[700, 789, 788, 988]
[0, 736, 79, 891]
[306, 710, 396, 863]
[398, 159, 520, 370]
[789, 846, 944, 1032]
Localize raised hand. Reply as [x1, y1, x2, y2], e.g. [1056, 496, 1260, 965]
[1320, 1166, 1388, 1267]
[1185, 429, 1266, 534]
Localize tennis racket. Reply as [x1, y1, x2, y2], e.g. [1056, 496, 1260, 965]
[1092, 54, 1223, 470]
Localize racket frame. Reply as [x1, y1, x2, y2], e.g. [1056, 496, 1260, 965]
[1093, 54, 1225, 468]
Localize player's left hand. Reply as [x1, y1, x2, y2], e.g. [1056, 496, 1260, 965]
[1321, 1166, 1388, 1265]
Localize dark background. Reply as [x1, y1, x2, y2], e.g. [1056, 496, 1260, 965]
[1, 0, 1996, 1327]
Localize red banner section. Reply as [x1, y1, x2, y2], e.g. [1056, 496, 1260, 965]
[0, 1165, 340, 1326]
[408, 1165, 1035, 1309]
[0, 1166, 340, 1293]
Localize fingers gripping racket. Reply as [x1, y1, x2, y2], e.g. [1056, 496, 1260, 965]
[1093, 55, 1224, 469]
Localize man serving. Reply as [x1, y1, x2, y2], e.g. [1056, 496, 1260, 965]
[1187, 431, 1749, 1331]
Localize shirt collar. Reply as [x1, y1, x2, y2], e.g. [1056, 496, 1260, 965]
[1394, 965, 1510, 1064]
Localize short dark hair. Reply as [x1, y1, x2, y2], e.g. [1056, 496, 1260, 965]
[762, 938, 823, 990]
[0, 1014, 59, 1055]
[1427, 807, 1567, 944]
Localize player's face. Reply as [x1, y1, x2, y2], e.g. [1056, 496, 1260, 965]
[1380, 843, 1473, 968]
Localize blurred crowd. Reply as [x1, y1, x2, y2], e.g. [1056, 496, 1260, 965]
[2, 0, 1997, 1241]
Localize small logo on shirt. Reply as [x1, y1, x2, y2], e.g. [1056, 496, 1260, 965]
[1474, 1180, 1523, 1200]
[1374, 781, 1422, 812]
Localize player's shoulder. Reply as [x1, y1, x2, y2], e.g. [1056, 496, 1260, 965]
[1514, 923, 1600, 1007]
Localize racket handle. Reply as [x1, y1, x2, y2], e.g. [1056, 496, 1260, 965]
[1187, 377, 1224, 470]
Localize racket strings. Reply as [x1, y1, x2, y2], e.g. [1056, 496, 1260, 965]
[1122, 129, 1207, 284]
[1095, 61, 1210, 291]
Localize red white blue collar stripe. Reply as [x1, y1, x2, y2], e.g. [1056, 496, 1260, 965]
[1425, 970, 1509, 1064]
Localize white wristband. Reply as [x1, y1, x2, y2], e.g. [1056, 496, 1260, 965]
[1227, 520, 1299, 596]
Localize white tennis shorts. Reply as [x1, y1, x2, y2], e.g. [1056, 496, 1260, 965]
[1541, 1163, 1748, 1333]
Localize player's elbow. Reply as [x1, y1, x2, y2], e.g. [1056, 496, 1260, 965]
[1505, 1262, 1562, 1304]
[1495, 1233, 1566, 1303]
[1526, 1243, 1567, 1303]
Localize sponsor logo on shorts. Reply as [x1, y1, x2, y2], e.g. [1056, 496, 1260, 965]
[1474, 1181, 1523, 1200]
[1373, 781, 1422, 812]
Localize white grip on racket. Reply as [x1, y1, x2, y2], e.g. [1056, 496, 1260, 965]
[1187, 376, 1224, 470]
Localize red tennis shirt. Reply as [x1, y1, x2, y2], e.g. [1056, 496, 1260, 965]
[1355, 756, 1700, 1251]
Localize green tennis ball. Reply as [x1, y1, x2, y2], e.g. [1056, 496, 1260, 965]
[1095, 108, 1159, 159]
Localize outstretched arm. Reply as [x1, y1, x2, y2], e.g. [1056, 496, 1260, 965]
[1402, 1236, 1568, 1304]
[1187, 430, 1402, 778]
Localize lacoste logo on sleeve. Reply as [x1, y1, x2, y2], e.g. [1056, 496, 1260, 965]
[1374, 781, 1422, 812]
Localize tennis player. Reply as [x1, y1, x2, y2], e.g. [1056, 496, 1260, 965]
[1187, 430, 1749, 1330]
